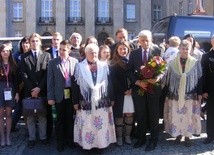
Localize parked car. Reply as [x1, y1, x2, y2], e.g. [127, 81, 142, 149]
[151, 14, 214, 52]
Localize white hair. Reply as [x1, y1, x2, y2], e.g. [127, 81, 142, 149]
[138, 30, 152, 39]
[85, 43, 99, 53]
[69, 32, 82, 42]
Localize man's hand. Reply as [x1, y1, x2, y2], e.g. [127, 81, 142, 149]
[136, 80, 148, 90]
[31, 87, 41, 98]
[74, 104, 78, 111]
[148, 76, 160, 84]
[203, 93, 208, 99]
[48, 100, 55, 105]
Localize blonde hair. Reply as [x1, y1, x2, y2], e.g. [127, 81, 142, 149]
[169, 36, 181, 47]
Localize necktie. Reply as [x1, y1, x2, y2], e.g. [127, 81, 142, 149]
[34, 52, 38, 62]
[56, 50, 58, 57]
[144, 51, 147, 65]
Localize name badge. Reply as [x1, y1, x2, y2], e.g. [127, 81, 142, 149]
[4, 88, 12, 101]
[64, 88, 70, 99]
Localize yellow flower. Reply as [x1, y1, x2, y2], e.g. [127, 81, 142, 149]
[151, 62, 157, 67]
[160, 61, 165, 66]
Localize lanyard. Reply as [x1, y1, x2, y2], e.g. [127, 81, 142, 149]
[4, 63, 10, 88]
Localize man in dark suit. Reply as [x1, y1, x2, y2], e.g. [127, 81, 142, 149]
[20, 33, 51, 148]
[202, 35, 214, 144]
[45, 32, 62, 141]
[127, 30, 163, 152]
[47, 40, 78, 152]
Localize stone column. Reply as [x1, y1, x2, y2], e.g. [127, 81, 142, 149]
[85, 0, 95, 38]
[55, 0, 66, 39]
[0, 0, 6, 37]
[113, 0, 124, 39]
[140, 0, 151, 30]
[26, 0, 36, 35]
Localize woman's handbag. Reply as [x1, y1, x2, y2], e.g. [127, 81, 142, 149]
[22, 97, 47, 117]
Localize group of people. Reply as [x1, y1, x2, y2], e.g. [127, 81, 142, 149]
[0, 27, 214, 154]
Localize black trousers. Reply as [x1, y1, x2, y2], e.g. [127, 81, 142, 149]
[46, 104, 53, 139]
[132, 93, 160, 143]
[55, 98, 74, 145]
[206, 95, 214, 139]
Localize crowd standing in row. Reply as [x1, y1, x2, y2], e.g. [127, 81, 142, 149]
[0, 28, 214, 154]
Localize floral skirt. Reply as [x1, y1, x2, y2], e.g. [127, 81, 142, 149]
[164, 97, 201, 137]
[74, 107, 116, 150]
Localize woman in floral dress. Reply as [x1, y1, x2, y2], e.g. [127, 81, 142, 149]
[73, 43, 116, 153]
[164, 40, 202, 147]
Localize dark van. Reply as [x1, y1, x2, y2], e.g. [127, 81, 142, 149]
[151, 15, 214, 52]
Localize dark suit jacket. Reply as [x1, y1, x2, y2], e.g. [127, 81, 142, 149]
[127, 45, 162, 97]
[47, 56, 78, 103]
[20, 50, 51, 97]
[201, 49, 214, 95]
[46, 47, 54, 59]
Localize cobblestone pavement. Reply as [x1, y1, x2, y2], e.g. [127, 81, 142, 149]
[0, 119, 214, 155]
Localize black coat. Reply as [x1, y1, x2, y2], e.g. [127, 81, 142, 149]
[202, 49, 214, 95]
[110, 58, 130, 117]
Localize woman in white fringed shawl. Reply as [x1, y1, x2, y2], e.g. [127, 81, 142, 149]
[164, 40, 202, 147]
[73, 43, 116, 154]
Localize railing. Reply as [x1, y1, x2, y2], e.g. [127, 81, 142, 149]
[67, 17, 84, 25]
[38, 17, 55, 25]
[96, 17, 112, 25]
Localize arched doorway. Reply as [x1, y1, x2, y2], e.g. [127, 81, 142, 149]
[97, 32, 109, 45]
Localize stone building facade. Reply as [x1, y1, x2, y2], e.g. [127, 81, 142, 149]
[0, 0, 213, 44]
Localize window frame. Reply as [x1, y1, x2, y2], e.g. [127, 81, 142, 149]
[69, 0, 81, 18]
[153, 5, 162, 23]
[41, 0, 53, 18]
[98, 0, 109, 18]
[13, 2, 23, 21]
[126, 4, 136, 22]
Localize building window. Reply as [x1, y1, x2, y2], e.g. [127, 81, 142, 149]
[128, 31, 135, 40]
[188, 0, 193, 14]
[15, 31, 22, 37]
[98, 0, 109, 17]
[13, 3, 23, 21]
[126, 4, 135, 22]
[179, 1, 183, 15]
[41, 0, 53, 18]
[70, 0, 81, 17]
[153, 5, 161, 23]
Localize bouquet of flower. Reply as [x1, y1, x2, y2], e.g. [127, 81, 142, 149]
[136, 56, 166, 96]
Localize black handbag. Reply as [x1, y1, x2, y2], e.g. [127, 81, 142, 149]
[22, 97, 47, 117]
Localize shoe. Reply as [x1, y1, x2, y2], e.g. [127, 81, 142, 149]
[1, 138, 5, 147]
[57, 144, 64, 152]
[116, 137, 123, 146]
[28, 140, 35, 148]
[174, 135, 182, 144]
[84, 149, 91, 154]
[96, 148, 104, 154]
[145, 142, 157, 152]
[40, 139, 49, 145]
[11, 128, 19, 132]
[125, 136, 132, 144]
[184, 137, 191, 147]
[200, 111, 205, 120]
[6, 138, 11, 146]
[203, 138, 214, 144]
[133, 139, 146, 148]
[67, 143, 75, 149]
